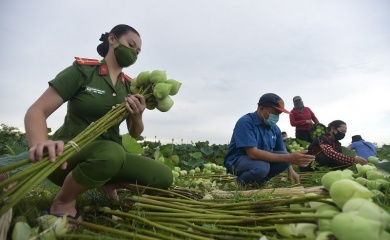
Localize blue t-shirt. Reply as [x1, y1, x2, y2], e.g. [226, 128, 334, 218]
[348, 140, 376, 160]
[224, 111, 285, 173]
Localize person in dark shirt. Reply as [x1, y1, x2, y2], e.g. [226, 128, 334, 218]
[299, 120, 367, 172]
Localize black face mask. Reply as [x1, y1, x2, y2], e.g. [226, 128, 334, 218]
[334, 129, 345, 141]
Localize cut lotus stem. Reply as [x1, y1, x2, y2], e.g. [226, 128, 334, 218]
[100, 208, 213, 240]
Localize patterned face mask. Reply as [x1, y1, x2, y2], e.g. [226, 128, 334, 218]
[334, 129, 346, 140]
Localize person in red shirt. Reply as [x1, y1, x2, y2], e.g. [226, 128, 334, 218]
[289, 96, 319, 142]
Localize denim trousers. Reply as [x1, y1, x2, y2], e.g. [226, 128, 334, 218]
[234, 151, 290, 186]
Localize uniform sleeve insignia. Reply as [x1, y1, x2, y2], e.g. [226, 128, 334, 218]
[74, 57, 101, 66]
[120, 73, 132, 85]
[99, 65, 108, 76]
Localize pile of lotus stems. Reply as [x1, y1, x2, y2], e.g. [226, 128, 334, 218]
[0, 102, 128, 216]
[65, 187, 332, 239]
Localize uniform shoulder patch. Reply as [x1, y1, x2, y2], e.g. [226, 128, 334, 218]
[123, 73, 132, 82]
[120, 73, 132, 85]
[74, 57, 101, 66]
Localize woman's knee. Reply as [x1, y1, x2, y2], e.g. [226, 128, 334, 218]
[93, 141, 126, 169]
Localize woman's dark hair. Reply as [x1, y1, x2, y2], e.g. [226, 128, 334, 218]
[327, 120, 346, 131]
[97, 24, 140, 57]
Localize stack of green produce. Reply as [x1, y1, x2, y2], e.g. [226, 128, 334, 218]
[130, 70, 182, 112]
[285, 138, 310, 153]
[310, 123, 327, 139]
[275, 163, 390, 240]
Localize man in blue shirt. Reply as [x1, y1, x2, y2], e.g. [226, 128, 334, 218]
[224, 93, 315, 186]
[347, 135, 377, 160]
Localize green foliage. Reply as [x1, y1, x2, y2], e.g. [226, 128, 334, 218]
[128, 137, 228, 171]
[341, 146, 357, 157]
[309, 123, 327, 139]
[0, 152, 30, 175]
[121, 134, 144, 154]
[377, 144, 390, 160]
[0, 124, 28, 155]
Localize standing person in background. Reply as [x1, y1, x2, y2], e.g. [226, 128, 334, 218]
[299, 120, 367, 172]
[347, 135, 377, 160]
[289, 96, 319, 143]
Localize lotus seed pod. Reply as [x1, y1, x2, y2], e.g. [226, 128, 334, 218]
[136, 71, 150, 85]
[156, 96, 174, 112]
[329, 179, 373, 208]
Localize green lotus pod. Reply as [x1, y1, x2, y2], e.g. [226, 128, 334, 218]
[156, 96, 174, 112]
[316, 204, 340, 214]
[371, 189, 385, 198]
[342, 198, 390, 231]
[150, 75, 166, 84]
[150, 70, 167, 83]
[376, 179, 390, 188]
[145, 97, 158, 110]
[355, 177, 369, 186]
[295, 223, 317, 239]
[318, 210, 340, 231]
[275, 224, 300, 238]
[368, 156, 380, 164]
[130, 85, 141, 94]
[365, 180, 382, 190]
[131, 77, 139, 87]
[366, 170, 385, 180]
[355, 163, 376, 177]
[153, 83, 172, 99]
[146, 101, 157, 110]
[12, 222, 32, 240]
[305, 193, 326, 209]
[136, 71, 151, 85]
[315, 231, 335, 240]
[166, 79, 182, 95]
[331, 213, 382, 240]
[329, 179, 373, 208]
[53, 215, 68, 236]
[37, 215, 59, 230]
[321, 170, 354, 190]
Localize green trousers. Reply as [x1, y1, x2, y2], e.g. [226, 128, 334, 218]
[48, 140, 173, 189]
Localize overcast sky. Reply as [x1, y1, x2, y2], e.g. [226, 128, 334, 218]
[1, 0, 389, 147]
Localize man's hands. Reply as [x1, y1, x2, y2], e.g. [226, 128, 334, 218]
[28, 140, 67, 170]
[289, 150, 315, 167]
[287, 166, 300, 184]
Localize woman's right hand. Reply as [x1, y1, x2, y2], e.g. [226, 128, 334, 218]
[290, 150, 315, 167]
[354, 156, 367, 165]
[28, 140, 67, 169]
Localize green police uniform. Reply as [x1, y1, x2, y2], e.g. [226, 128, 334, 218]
[47, 57, 172, 189]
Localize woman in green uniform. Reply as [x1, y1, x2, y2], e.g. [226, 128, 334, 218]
[24, 24, 173, 220]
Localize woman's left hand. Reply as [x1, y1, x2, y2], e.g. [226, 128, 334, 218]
[125, 94, 145, 118]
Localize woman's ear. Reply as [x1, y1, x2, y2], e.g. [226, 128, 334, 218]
[108, 34, 116, 45]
